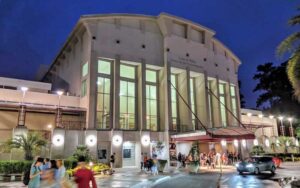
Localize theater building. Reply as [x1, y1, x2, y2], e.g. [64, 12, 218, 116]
[0, 13, 254, 167]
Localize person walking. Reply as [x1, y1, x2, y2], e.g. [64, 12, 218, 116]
[28, 157, 44, 188]
[40, 169, 60, 188]
[110, 153, 116, 171]
[50, 160, 58, 178]
[74, 156, 97, 188]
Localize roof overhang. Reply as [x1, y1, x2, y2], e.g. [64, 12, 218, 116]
[171, 126, 255, 142]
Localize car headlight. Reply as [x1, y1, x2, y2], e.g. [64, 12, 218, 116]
[246, 164, 254, 168]
[235, 163, 240, 167]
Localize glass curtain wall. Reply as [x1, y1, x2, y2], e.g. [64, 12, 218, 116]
[230, 85, 238, 126]
[171, 74, 179, 131]
[97, 60, 112, 129]
[219, 83, 227, 127]
[119, 64, 136, 130]
[146, 69, 158, 131]
[189, 78, 197, 129]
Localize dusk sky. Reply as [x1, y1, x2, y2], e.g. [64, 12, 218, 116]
[0, 0, 298, 108]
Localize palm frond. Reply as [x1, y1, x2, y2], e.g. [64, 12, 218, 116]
[288, 15, 300, 26]
[277, 32, 300, 57]
[287, 49, 300, 100]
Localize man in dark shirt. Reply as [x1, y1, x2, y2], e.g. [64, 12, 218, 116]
[110, 153, 116, 170]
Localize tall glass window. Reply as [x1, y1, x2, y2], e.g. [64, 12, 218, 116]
[146, 70, 158, 131]
[82, 62, 88, 77]
[230, 85, 238, 125]
[171, 74, 178, 131]
[207, 81, 213, 126]
[120, 64, 136, 130]
[219, 83, 227, 127]
[97, 60, 112, 129]
[81, 62, 88, 97]
[190, 78, 197, 129]
[81, 79, 87, 97]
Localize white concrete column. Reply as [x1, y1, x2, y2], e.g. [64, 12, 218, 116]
[137, 60, 146, 131]
[113, 56, 121, 130]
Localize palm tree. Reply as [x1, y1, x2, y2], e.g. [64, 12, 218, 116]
[277, 136, 294, 154]
[5, 132, 47, 160]
[277, 7, 300, 99]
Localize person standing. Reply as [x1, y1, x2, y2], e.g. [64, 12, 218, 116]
[56, 159, 66, 182]
[74, 156, 97, 188]
[50, 160, 58, 178]
[28, 157, 44, 188]
[110, 153, 116, 170]
[140, 153, 144, 171]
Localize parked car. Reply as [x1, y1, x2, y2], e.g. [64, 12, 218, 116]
[272, 157, 282, 168]
[235, 156, 276, 175]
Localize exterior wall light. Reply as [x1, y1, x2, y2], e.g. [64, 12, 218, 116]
[221, 140, 227, 147]
[296, 139, 299, 147]
[265, 139, 270, 147]
[247, 113, 252, 117]
[86, 135, 97, 147]
[242, 139, 246, 148]
[52, 134, 64, 147]
[253, 139, 258, 146]
[56, 91, 63, 96]
[47, 124, 52, 129]
[258, 114, 263, 118]
[269, 115, 274, 119]
[286, 141, 290, 147]
[233, 139, 238, 147]
[141, 135, 150, 146]
[21, 87, 28, 92]
[112, 135, 122, 146]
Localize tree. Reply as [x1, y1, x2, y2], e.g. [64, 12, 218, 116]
[277, 6, 300, 100]
[250, 145, 265, 156]
[277, 136, 294, 154]
[253, 62, 300, 117]
[4, 132, 47, 160]
[238, 80, 246, 108]
[72, 145, 92, 162]
[295, 127, 300, 139]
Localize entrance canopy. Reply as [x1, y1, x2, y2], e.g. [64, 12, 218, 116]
[171, 126, 255, 142]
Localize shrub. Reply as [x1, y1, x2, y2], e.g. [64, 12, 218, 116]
[250, 146, 265, 156]
[0, 161, 32, 174]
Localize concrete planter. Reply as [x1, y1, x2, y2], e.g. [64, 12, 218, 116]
[158, 160, 167, 173]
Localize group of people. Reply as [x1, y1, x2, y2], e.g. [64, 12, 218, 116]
[177, 150, 241, 169]
[140, 153, 158, 175]
[27, 156, 97, 188]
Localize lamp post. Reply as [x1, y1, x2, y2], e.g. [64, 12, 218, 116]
[18, 87, 28, 127]
[48, 124, 53, 159]
[288, 118, 294, 137]
[56, 91, 63, 128]
[278, 116, 285, 136]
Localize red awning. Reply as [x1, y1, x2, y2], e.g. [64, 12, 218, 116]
[171, 126, 255, 142]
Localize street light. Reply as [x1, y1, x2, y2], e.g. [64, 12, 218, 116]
[56, 91, 63, 107]
[288, 117, 294, 137]
[278, 116, 285, 136]
[20, 86, 28, 104]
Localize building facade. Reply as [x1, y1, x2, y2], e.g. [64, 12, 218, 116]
[0, 13, 249, 167]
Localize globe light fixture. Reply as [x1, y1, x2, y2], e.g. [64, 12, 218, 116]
[265, 139, 270, 147]
[86, 135, 97, 147]
[52, 134, 64, 146]
[288, 117, 293, 122]
[247, 113, 252, 117]
[112, 135, 122, 146]
[253, 139, 258, 146]
[47, 124, 52, 129]
[141, 135, 150, 146]
[258, 114, 263, 118]
[221, 140, 227, 147]
[233, 139, 238, 147]
[56, 91, 63, 96]
[242, 139, 247, 148]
